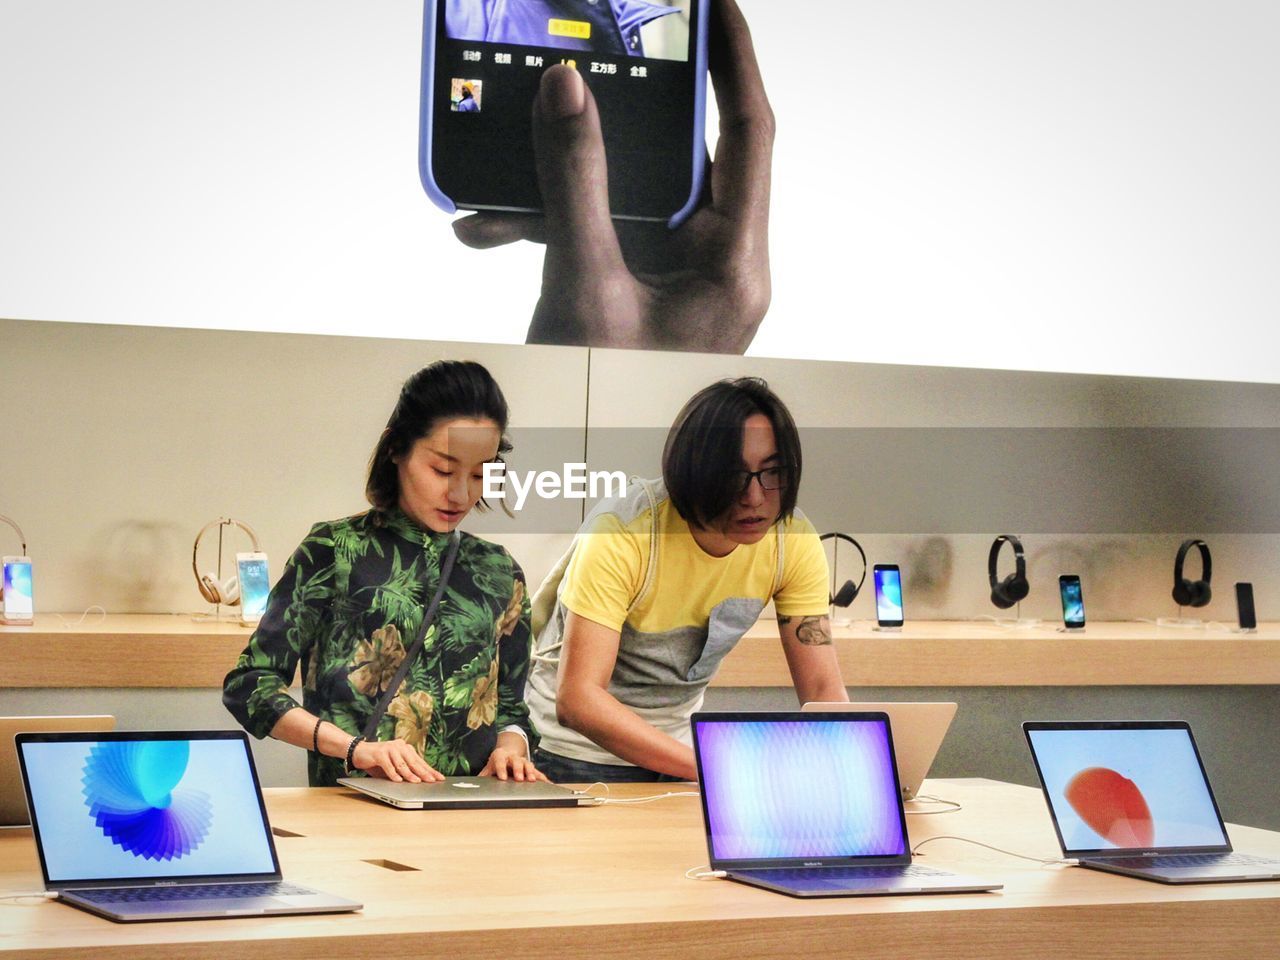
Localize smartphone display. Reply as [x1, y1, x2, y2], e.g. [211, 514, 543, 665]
[873, 564, 904, 627]
[2, 556, 34, 623]
[236, 553, 270, 625]
[423, 0, 706, 223]
[1235, 582, 1257, 631]
[1059, 575, 1085, 629]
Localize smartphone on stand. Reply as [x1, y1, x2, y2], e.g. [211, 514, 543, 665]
[236, 553, 270, 626]
[1059, 575, 1085, 630]
[873, 564, 904, 629]
[2, 556, 34, 624]
[1235, 582, 1257, 632]
[420, 0, 708, 225]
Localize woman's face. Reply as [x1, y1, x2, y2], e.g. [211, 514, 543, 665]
[394, 417, 502, 533]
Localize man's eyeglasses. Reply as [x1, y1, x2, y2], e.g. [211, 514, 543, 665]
[736, 467, 788, 493]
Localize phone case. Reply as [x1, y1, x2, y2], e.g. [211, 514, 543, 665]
[418, 0, 709, 227]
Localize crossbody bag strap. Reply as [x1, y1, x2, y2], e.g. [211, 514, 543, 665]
[360, 530, 461, 742]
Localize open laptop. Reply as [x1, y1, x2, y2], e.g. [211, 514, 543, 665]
[1024, 720, 1280, 884]
[1, 715, 115, 826]
[16, 730, 362, 921]
[801, 701, 957, 800]
[338, 775, 591, 809]
[690, 711, 1001, 898]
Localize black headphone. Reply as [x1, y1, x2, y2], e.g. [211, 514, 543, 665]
[1172, 538, 1212, 608]
[988, 534, 1029, 609]
[820, 533, 867, 608]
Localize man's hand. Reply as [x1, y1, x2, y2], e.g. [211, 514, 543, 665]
[452, 0, 774, 353]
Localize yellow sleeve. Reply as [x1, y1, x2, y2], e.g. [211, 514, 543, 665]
[559, 512, 644, 632]
[772, 514, 832, 617]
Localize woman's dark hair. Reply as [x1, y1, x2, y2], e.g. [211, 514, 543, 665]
[661, 378, 801, 529]
[366, 360, 511, 512]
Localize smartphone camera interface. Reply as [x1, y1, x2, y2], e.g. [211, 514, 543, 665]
[3, 558, 34, 620]
[874, 566, 904, 626]
[1060, 576, 1085, 627]
[237, 556, 270, 622]
[432, 1, 700, 219]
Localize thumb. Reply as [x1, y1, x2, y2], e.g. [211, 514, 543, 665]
[532, 65, 626, 278]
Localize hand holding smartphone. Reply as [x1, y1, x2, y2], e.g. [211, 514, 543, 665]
[1059, 575, 1085, 630]
[445, 0, 777, 354]
[873, 564, 904, 629]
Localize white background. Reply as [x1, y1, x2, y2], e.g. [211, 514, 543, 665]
[2, 1, 1277, 382]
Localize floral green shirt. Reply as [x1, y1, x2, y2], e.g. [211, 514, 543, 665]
[222, 508, 533, 786]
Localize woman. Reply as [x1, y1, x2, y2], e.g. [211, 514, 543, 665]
[223, 360, 544, 786]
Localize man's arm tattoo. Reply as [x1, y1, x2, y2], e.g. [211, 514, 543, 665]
[794, 616, 832, 646]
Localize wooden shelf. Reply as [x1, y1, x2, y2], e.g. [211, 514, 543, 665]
[2, 615, 1277, 689]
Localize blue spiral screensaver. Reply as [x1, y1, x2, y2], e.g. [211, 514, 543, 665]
[23, 738, 277, 882]
[696, 719, 906, 862]
[81, 740, 214, 860]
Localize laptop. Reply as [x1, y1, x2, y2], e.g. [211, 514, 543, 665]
[16, 730, 363, 921]
[690, 711, 1002, 898]
[1024, 720, 1280, 884]
[338, 775, 591, 809]
[801, 701, 957, 800]
[1, 715, 115, 826]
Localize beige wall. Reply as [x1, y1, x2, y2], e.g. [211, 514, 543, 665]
[4, 318, 1279, 816]
[3, 318, 1279, 621]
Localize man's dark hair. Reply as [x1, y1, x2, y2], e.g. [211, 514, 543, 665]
[366, 360, 511, 513]
[661, 377, 801, 529]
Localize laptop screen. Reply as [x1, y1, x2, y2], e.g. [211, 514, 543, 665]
[692, 713, 908, 867]
[1025, 723, 1230, 855]
[18, 732, 280, 886]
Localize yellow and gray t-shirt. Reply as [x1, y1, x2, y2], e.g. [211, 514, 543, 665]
[525, 480, 830, 766]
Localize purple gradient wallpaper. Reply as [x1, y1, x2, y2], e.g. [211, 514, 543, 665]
[696, 719, 905, 861]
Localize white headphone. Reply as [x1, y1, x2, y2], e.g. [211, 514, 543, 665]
[191, 517, 261, 606]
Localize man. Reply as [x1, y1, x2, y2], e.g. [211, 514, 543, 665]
[526, 378, 848, 782]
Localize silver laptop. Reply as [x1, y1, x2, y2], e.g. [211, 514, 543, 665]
[1, 715, 115, 826]
[690, 711, 1002, 898]
[801, 701, 957, 799]
[339, 775, 590, 809]
[16, 730, 362, 921]
[1024, 720, 1280, 884]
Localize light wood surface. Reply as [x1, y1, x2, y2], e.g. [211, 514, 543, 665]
[3, 615, 1278, 688]
[0, 779, 1277, 959]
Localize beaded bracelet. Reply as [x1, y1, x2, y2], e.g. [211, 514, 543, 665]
[312, 717, 323, 755]
[344, 736, 362, 775]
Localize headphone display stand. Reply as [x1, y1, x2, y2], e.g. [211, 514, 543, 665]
[192, 519, 242, 624]
[1157, 608, 1205, 629]
[1004, 603, 1042, 629]
[192, 604, 239, 624]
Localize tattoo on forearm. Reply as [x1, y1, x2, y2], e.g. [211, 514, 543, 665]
[794, 616, 832, 646]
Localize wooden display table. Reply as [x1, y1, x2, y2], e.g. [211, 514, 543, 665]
[2, 615, 1277, 688]
[0, 779, 1277, 959]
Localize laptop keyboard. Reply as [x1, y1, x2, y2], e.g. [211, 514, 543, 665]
[73, 882, 312, 904]
[748, 865, 951, 881]
[1102, 853, 1279, 869]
